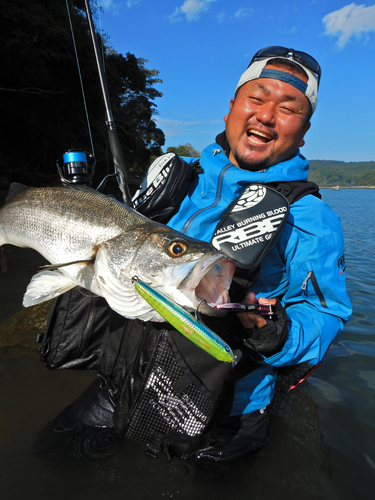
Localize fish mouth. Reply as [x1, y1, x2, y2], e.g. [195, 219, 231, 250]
[177, 255, 235, 316]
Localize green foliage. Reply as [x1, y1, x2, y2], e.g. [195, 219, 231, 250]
[166, 143, 201, 158]
[308, 160, 375, 186]
[0, 0, 165, 188]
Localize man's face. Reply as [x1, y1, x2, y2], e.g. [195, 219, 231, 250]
[224, 66, 312, 171]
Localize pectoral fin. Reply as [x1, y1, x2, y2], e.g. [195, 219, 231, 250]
[23, 270, 76, 307]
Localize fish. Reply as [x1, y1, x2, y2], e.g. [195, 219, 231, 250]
[0, 183, 235, 322]
[134, 279, 235, 363]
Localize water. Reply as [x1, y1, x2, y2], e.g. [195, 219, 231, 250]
[1, 189, 375, 499]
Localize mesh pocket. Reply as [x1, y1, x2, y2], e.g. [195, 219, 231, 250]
[125, 331, 216, 444]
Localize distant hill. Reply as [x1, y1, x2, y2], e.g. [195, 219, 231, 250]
[308, 160, 375, 187]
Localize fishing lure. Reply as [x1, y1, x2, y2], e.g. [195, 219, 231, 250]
[134, 280, 234, 363]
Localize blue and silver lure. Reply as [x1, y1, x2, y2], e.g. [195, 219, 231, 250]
[134, 280, 235, 363]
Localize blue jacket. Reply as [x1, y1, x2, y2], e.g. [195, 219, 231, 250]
[167, 143, 352, 414]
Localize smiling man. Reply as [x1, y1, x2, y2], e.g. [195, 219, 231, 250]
[163, 46, 352, 461]
[42, 47, 352, 463]
[225, 61, 312, 171]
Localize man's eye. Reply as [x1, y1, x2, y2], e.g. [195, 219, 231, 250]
[280, 106, 295, 114]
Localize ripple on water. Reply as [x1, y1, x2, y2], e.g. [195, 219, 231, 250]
[338, 340, 375, 358]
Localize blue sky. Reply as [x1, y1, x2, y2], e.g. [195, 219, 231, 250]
[95, 1, 375, 162]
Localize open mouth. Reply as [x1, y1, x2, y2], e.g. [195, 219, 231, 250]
[178, 256, 235, 316]
[247, 129, 273, 145]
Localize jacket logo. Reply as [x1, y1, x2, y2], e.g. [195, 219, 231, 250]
[232, 185, 266, 212]
[338, 254, 346, 275]
[212, 213, 285, 251]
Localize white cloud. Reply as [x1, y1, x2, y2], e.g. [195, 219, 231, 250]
[217, 12, 226, 23]
[98, 0, 117, 10]
[98, 0, 112, 8]
[169, 7, 182, 23]
[218, 7, 253, 24]
[157, 118, 202, 126]
[96, 1, 121, 18]
[98, 0, 141, 12]
[126, 0, 142, 7]
[169, 0, 217, 23]
[323, 3, 375, 48]
[156, 117, 222, 136]
[168, 4, 255, 24]
[234, 8, 254, 19]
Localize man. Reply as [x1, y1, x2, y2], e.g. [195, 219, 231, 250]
[40, 46, 351, 462]
[151, 46, 351, 460]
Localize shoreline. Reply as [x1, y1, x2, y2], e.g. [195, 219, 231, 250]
[319, 186, 375, 189]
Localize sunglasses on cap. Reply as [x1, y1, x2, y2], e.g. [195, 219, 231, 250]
[249, 46, 321, 86]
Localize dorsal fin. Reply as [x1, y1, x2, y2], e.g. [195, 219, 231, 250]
[5, 183, 29, 204]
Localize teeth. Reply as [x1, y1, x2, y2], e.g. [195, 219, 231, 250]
[247, 129, 272, 141]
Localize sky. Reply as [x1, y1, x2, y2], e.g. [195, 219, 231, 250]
[93, 1, 375, 162]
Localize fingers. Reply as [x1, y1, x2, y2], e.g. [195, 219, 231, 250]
[243, 293, 276, 306]
[237, 294, 275, 329]
[258, 296, 276, 306]
[242, 292, 257, 305]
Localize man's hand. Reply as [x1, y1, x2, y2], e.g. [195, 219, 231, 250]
[237, 292, 276, 329]
[237, 292, 288, 357]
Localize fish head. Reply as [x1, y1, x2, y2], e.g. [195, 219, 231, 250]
[95, 226, 235, 320]
[130, 227, 235, 315]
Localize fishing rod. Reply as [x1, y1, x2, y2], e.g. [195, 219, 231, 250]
[84, 0, 133, 207]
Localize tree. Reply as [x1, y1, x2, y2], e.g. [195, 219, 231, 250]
[308, 160, 375, 186]
[166, 143, 201, 158]
[0, 0, 165, 189]
[104, 51, 165, 175]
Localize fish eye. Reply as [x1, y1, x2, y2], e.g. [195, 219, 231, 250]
[168, 241, 187, 257]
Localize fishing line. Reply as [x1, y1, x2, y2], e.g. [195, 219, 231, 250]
[95, 6, 114, 182]
[96, 2, 106, 73]
[97, 3, 112, 178]
[65, 0, 95, 157]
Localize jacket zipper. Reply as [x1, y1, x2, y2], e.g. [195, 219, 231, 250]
[181, 164, 232, 234]
[301, 270, 328, 308]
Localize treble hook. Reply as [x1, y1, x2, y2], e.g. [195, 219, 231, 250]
[195, 299, 208, 323]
